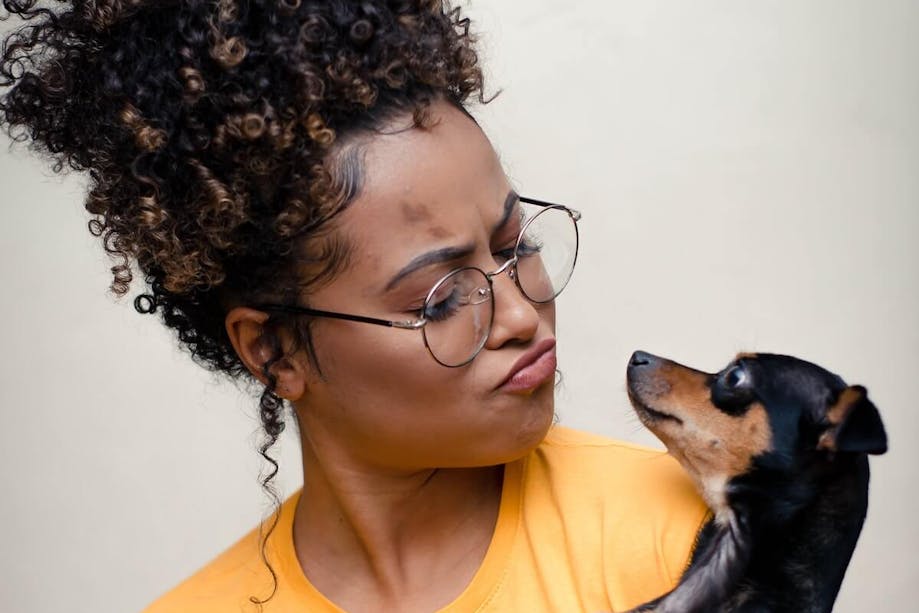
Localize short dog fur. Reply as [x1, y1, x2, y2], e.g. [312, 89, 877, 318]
[624, 351, 887, 613]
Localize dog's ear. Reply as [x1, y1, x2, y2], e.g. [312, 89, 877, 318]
[817, 385, 888, 455]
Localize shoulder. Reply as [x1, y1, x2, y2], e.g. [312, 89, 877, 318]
[532, 424, 701, 494]
[141, 527, 264, 613]
[522, 425, 711, 588]
[141, 495, 299, 613]
[520, 424, 709, 529]
[538, 423, 667, 454]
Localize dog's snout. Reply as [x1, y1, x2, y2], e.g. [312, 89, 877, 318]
[629, 350, 659, 369]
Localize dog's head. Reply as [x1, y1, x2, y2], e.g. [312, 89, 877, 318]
[626, 351, 887, 517]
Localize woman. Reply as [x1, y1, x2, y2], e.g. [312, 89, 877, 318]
[0, 1, 708, 611]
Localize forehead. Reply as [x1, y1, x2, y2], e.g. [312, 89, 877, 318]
[333, 101, 510, 283]
[743, 354, 845, 399]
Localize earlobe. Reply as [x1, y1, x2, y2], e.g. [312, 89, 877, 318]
[224, 306, 309, 401]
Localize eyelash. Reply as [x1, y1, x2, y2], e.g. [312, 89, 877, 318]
[495, 231, 542, 261]
[493, 245, 516, 262]
[423, 288, 462, 322]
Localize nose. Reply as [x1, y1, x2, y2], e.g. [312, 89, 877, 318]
[629, 350, 661, 369]
[484, 268, 541, 349]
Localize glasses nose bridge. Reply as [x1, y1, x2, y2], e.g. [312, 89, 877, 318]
[485, 255, 518, 283]
[483, 254, 535, 313]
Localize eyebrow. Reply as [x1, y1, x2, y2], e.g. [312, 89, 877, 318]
[492, 190, 520, 234]
[384, 190, 519, 292]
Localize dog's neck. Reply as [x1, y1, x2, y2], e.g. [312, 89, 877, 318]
[642, 452, 871, 613]
[722, 452, 871, 612]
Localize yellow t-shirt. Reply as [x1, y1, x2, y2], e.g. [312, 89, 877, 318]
[143, 426, 709, 612]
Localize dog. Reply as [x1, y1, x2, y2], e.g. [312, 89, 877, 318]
[623, 351, 887, 613]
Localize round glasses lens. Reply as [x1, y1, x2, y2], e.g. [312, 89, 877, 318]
[515, 204, 579, 303]
[421, 267, 494, 367]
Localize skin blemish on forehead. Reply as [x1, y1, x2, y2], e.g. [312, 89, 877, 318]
[427, 225, 450, 239]
[399, 198, 451, 239]
[336, 104, 521, 301]
[400, 200, 433, 224]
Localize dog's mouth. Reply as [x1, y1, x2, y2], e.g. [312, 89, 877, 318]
[630, 397, 684, 426]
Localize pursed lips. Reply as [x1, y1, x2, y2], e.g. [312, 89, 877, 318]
[496, 337, 557, 391]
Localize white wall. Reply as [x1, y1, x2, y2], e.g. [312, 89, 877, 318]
[1, 1, 916, 611]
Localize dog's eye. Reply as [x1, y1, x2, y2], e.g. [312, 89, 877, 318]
[725, 366, 749, 388]
[712, 364, 755, 414]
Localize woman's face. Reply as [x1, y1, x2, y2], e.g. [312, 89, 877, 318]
[293, 99, 557, 472]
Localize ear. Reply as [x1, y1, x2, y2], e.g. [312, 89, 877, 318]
[224, 307, 309, 401]
[817, 385, 888, 455]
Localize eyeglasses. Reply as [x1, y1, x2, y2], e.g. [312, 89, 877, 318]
[255, 196, 581, 367]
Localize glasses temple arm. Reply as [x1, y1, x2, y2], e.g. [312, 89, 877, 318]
[253, 304, 424, 329]
[519, 196, 581, 221]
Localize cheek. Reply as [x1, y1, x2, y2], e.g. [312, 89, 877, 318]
[310, 317, 497, 432]
[312, 320, 440, 393]
[652, 405, 773, 512]
[539, 300, 556, 332]
[302, 307, 557, 468]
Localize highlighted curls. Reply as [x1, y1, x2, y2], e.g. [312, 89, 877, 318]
[0, 0, 487, 369]
[1, 2, 489, 607]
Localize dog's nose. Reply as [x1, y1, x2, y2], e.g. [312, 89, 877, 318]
[629, 350, 659, 369]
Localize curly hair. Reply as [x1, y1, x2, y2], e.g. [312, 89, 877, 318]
[0, 0, 487, 606]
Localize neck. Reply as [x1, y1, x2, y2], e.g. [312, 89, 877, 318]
[291, 423, 503, 611]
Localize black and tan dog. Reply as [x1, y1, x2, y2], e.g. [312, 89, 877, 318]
[624, 351, 887, 613]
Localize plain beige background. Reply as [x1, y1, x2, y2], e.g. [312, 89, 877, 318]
[1, 1, 916, 612]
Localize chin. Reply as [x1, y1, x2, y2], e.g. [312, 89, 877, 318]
[443, 381, 555, 467]
[496, 389, 556, 462]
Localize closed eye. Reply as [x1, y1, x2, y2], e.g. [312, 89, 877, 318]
[493, 246, 516, 262]
[492, 236, 541, 264]
[423, 288, 463, 322]
[516, 236, 542, 257]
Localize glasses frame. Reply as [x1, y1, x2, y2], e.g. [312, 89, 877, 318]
[254, 196, 581, 367]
